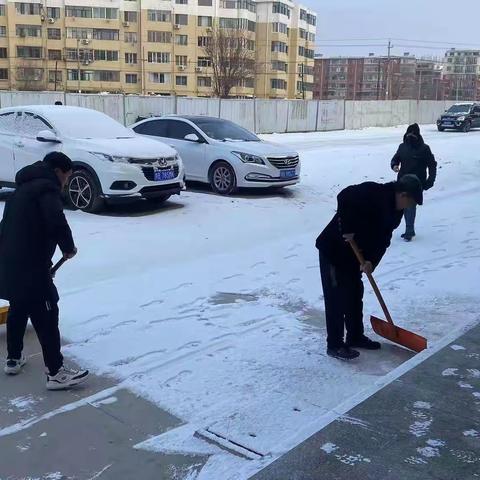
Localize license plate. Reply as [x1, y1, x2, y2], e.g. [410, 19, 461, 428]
[280, 169, 296, 179]
[443, 122, 453, 126]
[154, 169, 175, 181]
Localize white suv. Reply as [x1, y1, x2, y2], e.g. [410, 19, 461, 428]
[131, 116, 300, 195]
[0, 106, 185, 212]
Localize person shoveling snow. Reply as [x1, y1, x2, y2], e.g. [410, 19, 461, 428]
[316, 175, 423, 361]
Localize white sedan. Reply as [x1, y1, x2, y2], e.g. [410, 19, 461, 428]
[131, 116, 300, 195]
[0, 106, 185, 212]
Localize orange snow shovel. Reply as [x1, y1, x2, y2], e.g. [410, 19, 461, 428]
[348, 239, 427, 353]
[0, 258, 67, 326]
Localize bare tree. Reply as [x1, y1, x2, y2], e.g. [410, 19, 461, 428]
[15, 60, 46, 91]
[202, 27, 255, 98]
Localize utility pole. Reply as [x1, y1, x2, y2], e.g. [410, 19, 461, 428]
[77, 38, 81, 93]
[385, 39, 392, 100]
[54, 60, 58, 91]
[376, 58, 381, 100]
[300, 62, 305, 99]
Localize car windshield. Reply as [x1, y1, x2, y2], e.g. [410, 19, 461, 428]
[447, 105, 472, 114]
[48, 109, 135, 139]
[191, 118, 260, 142]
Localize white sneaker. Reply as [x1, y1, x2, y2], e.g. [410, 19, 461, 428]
[46, 366, 89, 391]
[4, 355, 27, 375]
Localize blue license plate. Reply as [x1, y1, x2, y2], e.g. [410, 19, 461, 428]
[154, 169, 175, 181]
[443, 122, 453, 126]
[280, 169, 296, 179]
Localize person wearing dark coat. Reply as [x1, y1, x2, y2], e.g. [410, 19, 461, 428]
[316, 175, 424, 360]
[391, 123, 437, 241]
[0, 152, 89, 389]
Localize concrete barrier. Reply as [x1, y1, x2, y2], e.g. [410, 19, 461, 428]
[345, 100, 412, 129]
[124, 95, 175, 125]
[317, 100, 345, 131]
[255, 99, 289, 134]
[177, 97, 220, 117]
[0, 91, 65, 107]
[219, 99, 255, 132]
[286, 100, 318, 133]
[65, 94, 125, 124]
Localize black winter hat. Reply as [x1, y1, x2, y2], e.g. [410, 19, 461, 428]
[396, 174, 423, 206]
[406, 123, 421, 136]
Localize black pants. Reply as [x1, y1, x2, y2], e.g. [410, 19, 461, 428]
[319, 253, 365, 349]
[6, 300, 63, 376]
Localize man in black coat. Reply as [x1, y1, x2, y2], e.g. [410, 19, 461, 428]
[0, 152, 89, 390]
[391, 123, 437, 241]
[316, 175, 423, 360]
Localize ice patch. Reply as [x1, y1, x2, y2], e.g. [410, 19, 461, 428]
[16, 444, 30, 452]
[413, 401, 432, 410]
[417, 446, 441, 458]
[467, 369, 480, 378]
[337, 415, 370, 428]
[409, 420, 432, 437]
[473, 392, 480, 399]
[39, 432, 47, 438]
[91, 396, 118, 407]
[458, 381, 474, 389]
[442, 368, 459, 377]
[464, 430, 479, 438]
[321, 442, 339, 454]
[450, 345, 466, 351]
[427, 439, 446, 447]
[336, 453, 371, 466]
[405, 456, 428, 465]
[8, 395, 41, 413]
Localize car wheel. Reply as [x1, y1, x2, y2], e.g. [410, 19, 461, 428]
[461, 121, 471, 133]
[437, 126, 445, 132]
[210, 161, 237, 195]
[67, 169, 104, 213]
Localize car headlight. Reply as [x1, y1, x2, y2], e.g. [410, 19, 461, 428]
[90, 152, 129, 163]
[457, 116, 466, 121]
[232, 151, 265, 165]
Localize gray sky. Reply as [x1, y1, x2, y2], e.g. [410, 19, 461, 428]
[301, 0, 480, 60]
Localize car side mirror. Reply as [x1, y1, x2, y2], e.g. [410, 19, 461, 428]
[37, 130, 61, 143]
[184, 133, 201, 143]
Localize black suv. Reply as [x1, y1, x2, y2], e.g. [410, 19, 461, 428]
[437, 103, 480, 132]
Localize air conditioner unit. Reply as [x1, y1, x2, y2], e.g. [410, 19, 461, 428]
[83, 60, 91, 65]
[178, 65, 186, 71]
[206, 27, 212, 33]
[40, 15, 46, 22]
[195, 67, 203, 73]
[123, 21, 130, 27]
[81, 39, 90, 45]
[48, 18, 55, 24]
[174, 24, 181, 30]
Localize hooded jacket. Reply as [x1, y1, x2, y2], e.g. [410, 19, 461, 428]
[0, 162, 75, 303]
[391, 124, 437, 189]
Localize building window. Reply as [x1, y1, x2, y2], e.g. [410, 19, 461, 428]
[17, 46, 43, 59]
[176, 75, 187, 86]
[271, 41, 288, 53]
[124, 11, 138, 22]
[271, 78, 287, 90]
[15, 3, 42, 15]
[0, 69, 8, 80]
[149, 72, 170, 84]
[198, 0, 212, 5]
[176, 55, 187, 66]
[272, 22, 288, 35]
[16, 68, 43, 81]
[0, 5, 5, 15]
[95, 8, 118, 19]
[66, 6, 91, 18]
[220, 0, 256, 12]
[148, 31, 172, 43]
[198, 16, 212, 27]
[147, 52, 170, 64]
[49, 70, 62, 83]
[197, 57, 211, 67]
[47, 7, 60, 18]
[272, 2, 290, 18]
[48, 28, 61, 40]
[219, 18, 255, 31]
[125, 52, 138, 64]
[126, 73, 138, 84]
[125, 32, 138, 43]
[176, 0, 188, 3]
[175, 14, 188, 25]
[148, 10, 171, 22]
[272, 60, 287, 72]
[48, 49, 62, 60]
[16, 25, 42, 38]
[197, 76, 212, 87]
[93, 29, 119, 41]
[298, 46, 314, 59]
[94, 50, 119, 61]
[0, 48, 7, 58]
[175, 35, 188, 45]
[198, 36, 211, 47]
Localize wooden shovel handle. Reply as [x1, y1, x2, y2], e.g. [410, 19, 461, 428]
[51, 258, 67, 277]
[347, 239, 395, 326]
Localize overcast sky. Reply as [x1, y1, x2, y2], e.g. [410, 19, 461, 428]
[301, 0, 480, 60]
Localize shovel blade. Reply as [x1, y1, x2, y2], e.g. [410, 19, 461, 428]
[371, 316, 427, 353]
[0, 306, 8, 326]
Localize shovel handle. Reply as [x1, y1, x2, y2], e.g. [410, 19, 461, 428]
[348, 239, 395, 326]
[51, 258, 67, 277]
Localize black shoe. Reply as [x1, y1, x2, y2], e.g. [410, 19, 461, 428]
[327, 346, 360, 360]
[401, 233, 415, 242]
[347, 336, 381, 350]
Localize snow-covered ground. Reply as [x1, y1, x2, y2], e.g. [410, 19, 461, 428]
[4, 125, 480, 479]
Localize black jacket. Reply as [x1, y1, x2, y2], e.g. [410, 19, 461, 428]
[0, 162, 75, 303]
[316, 182, 403, 270]
[391, 133, 437, 189]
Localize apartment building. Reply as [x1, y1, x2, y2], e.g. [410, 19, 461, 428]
[444, 49, 480, 101]
[314, 54, 445, 101]
[0, 0, 316, 98]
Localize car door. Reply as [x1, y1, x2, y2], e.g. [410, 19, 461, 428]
[13, 111, 59, 174]
[0, 111, 21, 184]
[472, 106, 480, 128]
[163, 120, 207, 181]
